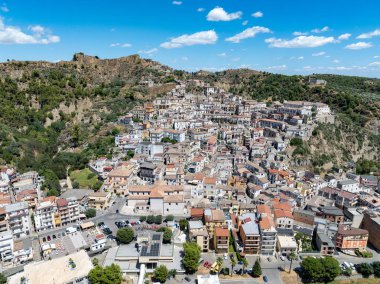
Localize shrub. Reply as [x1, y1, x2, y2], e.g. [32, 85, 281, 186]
[116, 228, 134, 244]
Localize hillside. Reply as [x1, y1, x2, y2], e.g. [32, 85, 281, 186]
[0, 53, 379, 193]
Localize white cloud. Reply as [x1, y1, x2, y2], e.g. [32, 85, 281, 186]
[312, 51, 326, 56]
[266, 35, 335, 48]
[344, 42, 373, 50]
[138, 48, 158, 55]
[225, 26, 271, 43]
[252, 11, 263, 18]
[298, 56, 304, 60]
[242, 20, 248, 26]
[265, 64, 287, 70]
[207, 7, 242, 22]
[0, 5, 8, 12]
[357, 29, 380, 39]
[160, 30, 217, 48]
[172, 1, 182, 5]
[110, 43, 132, 47]
[0, 18, 60, 44]
[217, 52, 227, 57]
[311, 26, 329, 33]
[332, 59, 340, 63]
[181, 56, 188, 61]
[293, 31, 308, 36]
[374, 55, 380, 59]
[338, 33, 351, 40]
[368, 62, 380, 67]
[197, 8, 204, 12]
[29, 25, 45, 34]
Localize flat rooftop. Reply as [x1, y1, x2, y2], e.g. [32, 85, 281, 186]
[8, 250, 93, 284]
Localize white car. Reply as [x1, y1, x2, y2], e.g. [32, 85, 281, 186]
[224, 253, 228, 260]
[280, 256, 285, 261]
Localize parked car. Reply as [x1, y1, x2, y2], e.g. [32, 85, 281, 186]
[224, 253, 228, 260]
[230, 254, 235, 260]
[184, 276, 191, 282]
[280, 256, 285, 261]
[263, 275, 268, 282]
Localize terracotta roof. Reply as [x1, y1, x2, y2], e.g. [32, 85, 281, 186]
[191, 208, 204, 217]
[273, 203, 292, 212]
[257, 204, 271, 215]
[203, 177, 217, 185]
[259, 216, 275, 230]
[274, 209, 293, 219]
[215, 227, 229, 237]
[337, 225, 368, 236]
[56, 198, 68, 207]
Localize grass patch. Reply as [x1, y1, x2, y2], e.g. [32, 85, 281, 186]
[70, 168, 98, 189]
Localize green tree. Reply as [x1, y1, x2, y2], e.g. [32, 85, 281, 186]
[88, 264, 122, 284]
[84, 208, 96, 218]
[321, 257, 340, 283]
[372, 261, 380, 277]
[216, 257, 224, 275]
[0, 273, 6, 284]
[116, 228, 134, 244]
[147, 215, 155, 224]
[182, 242, 201, 274]
[153, 265, 169, 283]
[252, 259, 262, 277]
[92, 180, 103, 191]
[72, 181, 80, 188]
[230, 256, 237, 275]
[157, 227, 173, 243]
[241, 258, 248, 275]
[179, 219, 188, 231]
[154, 215, 162, 224]
[168, 269, 177, 279]
[288, 251, 297, 273]
[300, 257, 324, 283]
[140, 216, 147, 222]
[165, 214, 174, 222]
[359, 263, 373, 278]
[92, 257, 99, 266]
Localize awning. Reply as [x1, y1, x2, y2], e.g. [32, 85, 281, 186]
[80, 221, 95, 230]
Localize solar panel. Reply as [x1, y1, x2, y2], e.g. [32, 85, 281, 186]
[152, 234, 161, 241]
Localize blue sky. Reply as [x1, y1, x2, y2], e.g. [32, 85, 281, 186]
[1, 0, 380, 77]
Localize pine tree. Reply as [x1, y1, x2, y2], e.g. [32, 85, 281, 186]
[252, 259, 262, 277]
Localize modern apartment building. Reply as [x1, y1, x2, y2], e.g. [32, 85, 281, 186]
[214, 227, 229, 254]
[5, 202, 31, 238]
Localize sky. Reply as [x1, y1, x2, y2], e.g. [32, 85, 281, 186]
[1, 0, 380, 77]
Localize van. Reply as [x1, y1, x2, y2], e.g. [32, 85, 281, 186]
[66, 227, 77, 234]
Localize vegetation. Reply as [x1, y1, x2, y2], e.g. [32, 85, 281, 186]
[356, 159, 380, 175]
[288, 251, 297, 273]
[372, 261, 380, 277]
[161, 137, 177, 144]
[88, 264, 122, 284]
[146, 215, 162, 224]
[0, 273, 6, 284]
[165, 214, 174, 222]
[355, 249, 373, 258]
[84, 208, 96, 218]
[357, 263, 374, 277]
[153, 265, 169, 283]
[182, 242, 201, 274]
[70, 168, 99, 189]
[229, 255, 237, 275]
[179, 219, 188, 231]
[300, 256, 340, 283]
[252, 259, 262, 277]
[156, 227, 173, 243]
[116, 228, 134, 244]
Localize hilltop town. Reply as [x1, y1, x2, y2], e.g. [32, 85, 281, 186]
[0, 79, 379, 284]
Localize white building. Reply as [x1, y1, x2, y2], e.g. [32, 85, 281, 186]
[338, 179, 360, 193]
[34, 200, 56, 232]
[277, 235, 298, 256]
[5, 202, 31, 238]
[0, 230, 13, 261]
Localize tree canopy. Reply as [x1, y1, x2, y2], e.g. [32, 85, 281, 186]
[182, 242, 201, 274]
[300, 256, 340, 283]
[157, 227, 173, 243]
[252, 259, 262, 277]
[88, 264, 122, 284]
[116, 228, 134, 244]
[153, 265, 169, 283]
